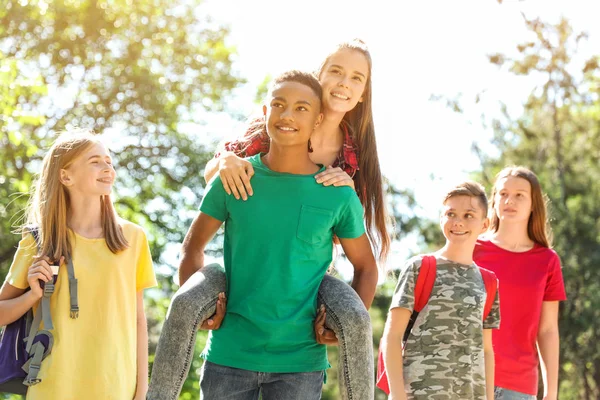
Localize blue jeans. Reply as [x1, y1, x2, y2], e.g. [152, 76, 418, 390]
[494, 387, 537, 400]
[147, 264, 373, 400]
[200, 361, 323, 400]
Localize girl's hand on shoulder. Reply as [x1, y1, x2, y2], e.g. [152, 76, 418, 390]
[218, 152, 255, 201]
[27, 256, 58, 299]
[315, 166, 355, 190]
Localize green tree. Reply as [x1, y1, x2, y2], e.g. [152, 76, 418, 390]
[0, 54, 47, 268]
[0, 0, 244, 273]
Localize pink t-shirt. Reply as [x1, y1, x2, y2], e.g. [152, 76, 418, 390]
[473, 239, 566, 395]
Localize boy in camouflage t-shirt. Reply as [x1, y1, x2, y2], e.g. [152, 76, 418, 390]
[381, 181, 500, 400]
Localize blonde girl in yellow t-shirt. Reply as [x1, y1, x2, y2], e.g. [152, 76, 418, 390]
[0, 129, 157, 400]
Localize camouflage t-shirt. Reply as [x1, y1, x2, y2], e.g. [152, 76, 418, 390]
[390, 256, 501, 399]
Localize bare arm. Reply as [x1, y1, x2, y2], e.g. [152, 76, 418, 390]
[178, 212, 224, 286]
[204, 156, 221, 183]
[537, 301, 560, 400]
[133, 291, 148, 400]
[0, 283, 38, 326]
[338, 233, 378, 309]
[382, 307, 411, 400]
[483, 329, 495, 399]
[0, 256, 56, 326]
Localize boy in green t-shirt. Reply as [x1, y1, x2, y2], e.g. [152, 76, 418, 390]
[179, 70, 378, 399]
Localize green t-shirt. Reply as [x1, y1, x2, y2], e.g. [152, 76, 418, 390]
[199, 154, 365, 373]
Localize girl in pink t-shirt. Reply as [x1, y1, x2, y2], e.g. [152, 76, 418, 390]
[474, 166, 566, 400]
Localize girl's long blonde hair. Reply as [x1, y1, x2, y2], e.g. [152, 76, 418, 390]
[24, 129, 128, 261]
[489, 166, 552, 248]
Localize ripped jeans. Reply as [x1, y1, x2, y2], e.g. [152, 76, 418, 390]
[147, 264, 374, 400]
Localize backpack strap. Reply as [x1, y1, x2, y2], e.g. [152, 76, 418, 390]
[479, 267, 498, 321]
[66, 258, 79, 319]
[25, 225, 79, 319]
[21, 330, 53, 386]
[21, 226, 56, 387]
[23, 226, 55, 352]
[414, 255, 437, 312]
[402, 255, 437, 343]
[27, 226, 40, 247]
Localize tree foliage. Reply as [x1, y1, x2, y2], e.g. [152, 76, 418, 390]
[0, 0, 243, 272]
[463, 15, 600, 399]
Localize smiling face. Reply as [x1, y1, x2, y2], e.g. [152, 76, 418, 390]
[265, 80, 323, 148]
[493, 176, 533, 224]
[60, 141, 116, 197]
[440, 195, 489, 247]
[318, 48, 369, 115]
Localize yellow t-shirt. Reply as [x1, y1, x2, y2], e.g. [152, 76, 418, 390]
[5, 220, 157, 400]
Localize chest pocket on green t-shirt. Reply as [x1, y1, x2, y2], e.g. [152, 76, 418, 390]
[297, 205, 334, 244]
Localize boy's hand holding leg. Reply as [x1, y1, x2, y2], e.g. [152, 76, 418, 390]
[200, 292, 227, 330]
[314, 305, 338, 345]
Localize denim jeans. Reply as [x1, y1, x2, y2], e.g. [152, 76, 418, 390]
[147, 264, 374, 400]
[494, 387, 537, 400]
[200, 361, 323, 400]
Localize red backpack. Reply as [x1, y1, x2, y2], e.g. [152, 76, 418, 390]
[375, 255, 497, 395]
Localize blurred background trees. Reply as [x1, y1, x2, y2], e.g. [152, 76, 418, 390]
[1, 1, 598, 399]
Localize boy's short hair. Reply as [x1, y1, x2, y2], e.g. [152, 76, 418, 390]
[272, 70, 323, 108]
[442, 181, 488, 215]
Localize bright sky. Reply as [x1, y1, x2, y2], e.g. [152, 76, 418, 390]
[186, 0, 599, 275]
[198, 0, 598, 214]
